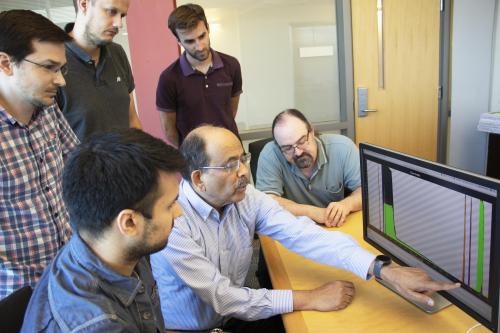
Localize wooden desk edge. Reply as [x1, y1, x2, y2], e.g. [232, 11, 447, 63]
[259, 235, 309, 333]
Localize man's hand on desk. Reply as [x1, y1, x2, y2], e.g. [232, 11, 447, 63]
[309, 201, 351, 228]
[293, 280, 355, 311]
[379, 265, 461, 306]
[323, 201, 351, 227]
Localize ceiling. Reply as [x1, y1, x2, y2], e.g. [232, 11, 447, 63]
[0, 0, 75, 24]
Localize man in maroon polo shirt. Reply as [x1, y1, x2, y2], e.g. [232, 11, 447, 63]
[156, 4, 243, 147]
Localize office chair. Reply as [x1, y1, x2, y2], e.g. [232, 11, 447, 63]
[248, 137, 273, 183]
[0, 286, 33, 333]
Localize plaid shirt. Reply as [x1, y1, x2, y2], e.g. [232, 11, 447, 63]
[0, 103, 79, 299]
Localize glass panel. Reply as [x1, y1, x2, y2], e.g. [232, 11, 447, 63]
[176, 0, 340, 131]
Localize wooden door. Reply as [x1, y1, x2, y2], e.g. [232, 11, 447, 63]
[352, 0, 441, 161]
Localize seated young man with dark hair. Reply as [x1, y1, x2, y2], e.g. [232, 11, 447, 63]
[21, 129, 185, 333]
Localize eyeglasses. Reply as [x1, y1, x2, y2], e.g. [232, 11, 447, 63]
[279, 131, 310, 155]
[200, 153, 251, 173]
[23, 58, 68, 76]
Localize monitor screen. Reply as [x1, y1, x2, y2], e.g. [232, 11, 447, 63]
[360, 143, 500, 332]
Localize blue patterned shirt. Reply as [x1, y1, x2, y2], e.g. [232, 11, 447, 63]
[0, 104, 79, 299]
[151, 180, 375, 331]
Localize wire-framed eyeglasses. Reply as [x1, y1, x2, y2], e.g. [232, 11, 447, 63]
[23, 58, 68, 76]
[199, 153, 251, 173]
[279, 131, 310, 155]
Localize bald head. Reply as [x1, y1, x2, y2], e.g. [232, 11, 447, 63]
[180, 126, 241, 181]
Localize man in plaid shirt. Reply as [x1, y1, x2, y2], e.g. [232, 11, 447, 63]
[0, 10, 79, 299]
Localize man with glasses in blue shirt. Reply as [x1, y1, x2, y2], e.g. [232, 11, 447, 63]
[256, 109, 362, 228]
[151, 125, 459, 332]
[0, 10, 79, 299]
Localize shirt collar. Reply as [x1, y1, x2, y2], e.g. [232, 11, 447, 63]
[179, 49, 223, 77]
[315, 136, 328, 169]
[66, 41, 107, 65]
[180, 179, 217, 221]
[180, 179, 231, 222]
[68, 233, 145, 306]
[0, 104, 49, 127]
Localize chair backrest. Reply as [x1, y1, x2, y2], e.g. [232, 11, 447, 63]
[248, 137, 273, 183]
[0, 286, 33, 333]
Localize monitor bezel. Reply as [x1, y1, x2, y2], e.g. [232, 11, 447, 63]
[360, 143, 500, 332]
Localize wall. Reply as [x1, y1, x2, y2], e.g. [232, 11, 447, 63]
[176, 0, 338, 131]
[126, 0, 178, 139]
[237, 3, 336, 130]
[491, 1, 500, 114]
[448, 0, 497, 174]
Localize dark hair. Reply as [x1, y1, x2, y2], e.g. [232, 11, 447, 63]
[0, 10, 71, 63]
[62, 129, 186, 237]
[64, 22, 74, 33]
[179, 132, 210, 181]
[271, 108, 314, 141]
[168, 3, 209, 40]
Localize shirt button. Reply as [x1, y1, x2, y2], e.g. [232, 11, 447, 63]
[142, 311, 152, 320]
[45, 186, 50, 192]
[138, 285, 145, 293]
[205, 84, 208, 88]
[54, 212, 59, 218]
[39, 157, 43, 163]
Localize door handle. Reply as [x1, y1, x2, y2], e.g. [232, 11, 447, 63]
[357, 87, 378, 117]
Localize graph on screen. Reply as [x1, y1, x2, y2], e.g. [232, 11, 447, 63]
[366, 160, 492, 298]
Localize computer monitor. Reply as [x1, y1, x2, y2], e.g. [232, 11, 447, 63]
[360, 143, 500, 332]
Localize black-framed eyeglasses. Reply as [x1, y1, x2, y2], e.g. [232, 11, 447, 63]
[279, 131, 310, 155]
[199, 153, 251, 173]
[23, 58, 68, 75]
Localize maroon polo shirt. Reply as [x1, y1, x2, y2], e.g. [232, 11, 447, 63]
[156, 50, 243, 144]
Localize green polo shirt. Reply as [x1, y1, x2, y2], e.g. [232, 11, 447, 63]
[256, 134, 361, 207]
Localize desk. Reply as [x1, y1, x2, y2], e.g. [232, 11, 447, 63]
[260, 211, 490, 333]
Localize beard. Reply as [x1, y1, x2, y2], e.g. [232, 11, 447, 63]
[126, 226, 168, 262]
[186, 39, 211, 62]
[126, 238, 167, 262]
[293, 152, 314, 169]
[84, 25, 116, 47]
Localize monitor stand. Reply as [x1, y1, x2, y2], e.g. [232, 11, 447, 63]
[376, 278, 451, 313]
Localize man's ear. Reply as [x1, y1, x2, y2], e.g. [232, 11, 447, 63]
[78, 0, 89, 14]
[0, 52, 14, 76]
[191, 169, 205, 192]
[115, 209, 141, 237]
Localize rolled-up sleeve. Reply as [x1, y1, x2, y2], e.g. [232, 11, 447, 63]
[255, 142, 285, 197]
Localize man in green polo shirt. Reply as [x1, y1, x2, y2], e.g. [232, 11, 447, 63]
[256, 109, 362, 228]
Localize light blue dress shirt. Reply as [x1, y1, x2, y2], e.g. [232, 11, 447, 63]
[151, 180, 375, 331]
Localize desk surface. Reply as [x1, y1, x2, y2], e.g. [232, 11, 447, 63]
[260, 211, 490, 333]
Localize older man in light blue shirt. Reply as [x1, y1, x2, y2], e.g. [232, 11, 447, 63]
[151, 125, 459, 332]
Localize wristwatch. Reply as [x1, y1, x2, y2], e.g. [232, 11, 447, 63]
[373, 255, 392, 280]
